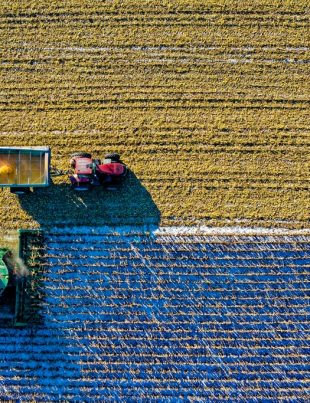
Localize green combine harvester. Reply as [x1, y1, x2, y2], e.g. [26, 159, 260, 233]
[0, 248, 27, 326]
[0, 249, 9, 298]
[0, 231, 44, 327]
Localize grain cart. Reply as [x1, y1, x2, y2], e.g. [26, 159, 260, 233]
[0, 146, 50, 194]
[69, 152, 127, 191]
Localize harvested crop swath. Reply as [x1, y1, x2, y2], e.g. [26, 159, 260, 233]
[0, 1, 309, 229]
[0, 227, 309, 400]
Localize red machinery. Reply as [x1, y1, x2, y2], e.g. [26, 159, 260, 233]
[69, 152, 127, 191]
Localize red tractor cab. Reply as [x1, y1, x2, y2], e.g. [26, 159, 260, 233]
[69, 152, 127, 191]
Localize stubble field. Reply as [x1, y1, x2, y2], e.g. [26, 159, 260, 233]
[1, 226, 309, 400]
[0, 0, 309, 231]
[1, 1, 310, 400]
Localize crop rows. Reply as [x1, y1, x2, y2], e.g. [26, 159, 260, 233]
[0, 1, 309, 230]
[0, 227, 309, 400]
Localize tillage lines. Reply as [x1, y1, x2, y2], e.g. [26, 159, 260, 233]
[1, 230, 309, 399]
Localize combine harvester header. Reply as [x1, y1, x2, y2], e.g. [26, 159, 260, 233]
[0, 146, 50, 194]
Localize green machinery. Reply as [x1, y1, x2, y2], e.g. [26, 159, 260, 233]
[0, 249, 9, 294]
[0, 230, 44, 327]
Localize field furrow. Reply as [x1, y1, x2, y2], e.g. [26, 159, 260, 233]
[0, 1, 309, 229]
[1, 227, 309, 400]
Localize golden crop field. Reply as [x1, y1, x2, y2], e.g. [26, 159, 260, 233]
[0, 0, 309, 231]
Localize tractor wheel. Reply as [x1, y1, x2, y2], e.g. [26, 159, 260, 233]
[71, 152, 92, 159]
[71, 182, 90, 191]
[105, 152, 120, 162]
[93, 159, 101, 165]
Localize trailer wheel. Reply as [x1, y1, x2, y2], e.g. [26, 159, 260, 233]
[10, 187, 31, 195]
[71, 183, 90, 191]
[71, 152, 92, 159]
[105, 153, 120, 162]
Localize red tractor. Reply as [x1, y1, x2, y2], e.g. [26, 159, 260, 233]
[69, 152, 127, 191]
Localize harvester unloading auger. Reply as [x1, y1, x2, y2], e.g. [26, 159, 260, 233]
[0, 147, 127, 194]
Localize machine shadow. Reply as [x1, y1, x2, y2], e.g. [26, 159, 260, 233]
[18, 169, 160, 228]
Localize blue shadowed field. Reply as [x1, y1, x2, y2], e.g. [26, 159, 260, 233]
[0, 227, 309, 401]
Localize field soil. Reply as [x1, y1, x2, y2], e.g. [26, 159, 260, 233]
[0, 0, 309, 231]
[1, 226, 309, 400]
[1, 2, 309, 400]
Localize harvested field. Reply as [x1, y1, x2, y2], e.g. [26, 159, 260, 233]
[0, 2, 309, 399]
[0, 0, 309, 230]
[0, 227, 309, 400]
